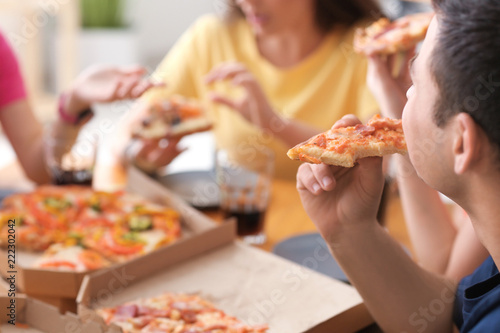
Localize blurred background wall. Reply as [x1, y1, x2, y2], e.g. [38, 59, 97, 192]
[0, 0, 429, 123]
[0, 0, 216, 123]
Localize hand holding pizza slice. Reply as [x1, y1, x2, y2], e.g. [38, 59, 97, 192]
[287, 114, 407, 167]
[295, 115, 393, 241]
[354, 11, 434, 56]
[133, 95, 212, 140]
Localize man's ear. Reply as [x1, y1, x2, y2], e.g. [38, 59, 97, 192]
[453, 113, 481, 174]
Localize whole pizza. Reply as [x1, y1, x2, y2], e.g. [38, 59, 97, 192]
[0, 186, 182, 271]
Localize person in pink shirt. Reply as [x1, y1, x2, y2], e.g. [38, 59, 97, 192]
[0, 31, 167, 183]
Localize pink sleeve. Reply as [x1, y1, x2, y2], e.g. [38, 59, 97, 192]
[0, 32, 27, 109]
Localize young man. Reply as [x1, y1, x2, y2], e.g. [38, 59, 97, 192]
[296, 0, 500, 331]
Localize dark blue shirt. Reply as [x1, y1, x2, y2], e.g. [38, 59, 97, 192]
[454, 256, 500, 332]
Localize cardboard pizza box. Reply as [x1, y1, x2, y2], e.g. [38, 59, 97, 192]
[0, 165, 234, 300]
[0, 295, 100, 333]
[27, 295, 78, 316]
[77, 238, 373, 333]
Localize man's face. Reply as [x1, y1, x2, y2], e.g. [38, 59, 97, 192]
[402, 17, 455, 191]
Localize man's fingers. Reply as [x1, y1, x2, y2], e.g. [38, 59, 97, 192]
[311, 164, 336, 191]
[331, 114, 361, 129]
[297, 163, 316, 193]
[297, 163, 333, 195]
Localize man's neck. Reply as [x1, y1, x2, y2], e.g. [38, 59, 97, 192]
[458, 174, 500, 269]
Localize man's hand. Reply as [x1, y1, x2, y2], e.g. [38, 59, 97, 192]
[296, 115, 385, 243]
[205, 62, 278, 131]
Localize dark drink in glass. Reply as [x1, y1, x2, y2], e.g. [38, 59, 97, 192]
[51, 167, 93, 186]
[223, 208, 266, 236]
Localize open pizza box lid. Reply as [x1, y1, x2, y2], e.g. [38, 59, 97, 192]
[0, 278, 97, 332]
[77, 230, 372, 332]
[0, 165, 231, 300]
[0, 296, 99, 332]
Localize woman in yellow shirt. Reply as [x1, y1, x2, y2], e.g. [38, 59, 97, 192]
[134, 0, 381, 180]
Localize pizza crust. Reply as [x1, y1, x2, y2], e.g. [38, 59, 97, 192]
[287, 115, 407, 167]
[289, 141, 407, 167]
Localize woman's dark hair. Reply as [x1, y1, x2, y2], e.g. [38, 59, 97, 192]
[223, 0, 382, 31]
[431, 0, 500, 149]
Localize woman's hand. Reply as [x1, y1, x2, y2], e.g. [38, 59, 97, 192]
[205, 62, 279, 131]
[366, 50, 414, 119]
[65, 65, 162, 116]
[128, 138, 185, 174]
[296, 115, 384, 243]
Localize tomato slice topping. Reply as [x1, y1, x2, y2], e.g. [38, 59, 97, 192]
[38, 260, 77, 269]
[78, 250, 107, 270]
[103, 232, 144, 255]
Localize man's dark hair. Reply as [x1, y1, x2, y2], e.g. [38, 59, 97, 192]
[224, 0, 382, 31]
[431, 0, 500, 149]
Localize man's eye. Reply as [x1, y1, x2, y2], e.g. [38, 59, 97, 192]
[406, 85, 415, 98]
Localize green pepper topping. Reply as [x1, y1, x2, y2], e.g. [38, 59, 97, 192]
[67, 231, 84, 246]
[122, 232, 139, 242]
[44, 197, 72, 210]
[128, 215, 153, 231]
[90, 202, 102, 213]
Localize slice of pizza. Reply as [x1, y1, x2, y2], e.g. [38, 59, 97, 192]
[72, 190, 129, 229]
[33, 243, 111, 272]
[0, 209, 59, 251]
[133, 95, 212, 140]
[96, 292, 268, 333]
[287, 114, 407, 167]
[20, 185, 92, 230]
[81, 205, 181, 263]
[354, 11, 434, 55]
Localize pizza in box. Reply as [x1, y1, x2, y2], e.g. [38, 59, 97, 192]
[96, 292, 268, 333]
[0, 186, 182, 272]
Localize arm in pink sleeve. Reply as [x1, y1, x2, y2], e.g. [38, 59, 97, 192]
[0, 32, 27, 109]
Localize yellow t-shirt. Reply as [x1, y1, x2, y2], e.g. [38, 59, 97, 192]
[143, 15, 378, 180]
